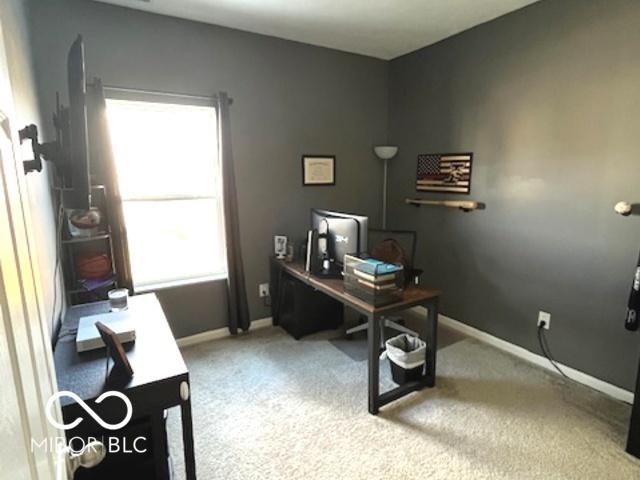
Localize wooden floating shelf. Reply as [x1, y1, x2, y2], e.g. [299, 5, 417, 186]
[405, 198, 480, 212]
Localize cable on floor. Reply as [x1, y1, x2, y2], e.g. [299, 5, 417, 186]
[537, 322, 568, 379]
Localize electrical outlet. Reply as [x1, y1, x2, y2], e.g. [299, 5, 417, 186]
[538, 311, 551, 329]
[259, 283, 270, 298]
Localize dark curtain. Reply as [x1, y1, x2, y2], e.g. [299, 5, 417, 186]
[86, 78, 133, 291]
[216, 92, 250, 333]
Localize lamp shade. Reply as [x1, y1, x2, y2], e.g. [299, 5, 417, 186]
[373, 145, 398, 160]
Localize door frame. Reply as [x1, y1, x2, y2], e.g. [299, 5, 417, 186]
[0, 12, 65, 480]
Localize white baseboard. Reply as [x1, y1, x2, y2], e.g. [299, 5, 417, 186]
[420, 308, 634, 404]
[177, 311, 634, 404]
[176, 317, 272, 348]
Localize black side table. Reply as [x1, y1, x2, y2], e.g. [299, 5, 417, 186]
[54, 294, 196, 479]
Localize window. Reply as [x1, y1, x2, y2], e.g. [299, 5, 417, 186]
[106, 98, 226, 291]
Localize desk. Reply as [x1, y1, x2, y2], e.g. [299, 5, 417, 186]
[54, 294, 196, 479]
[271, 260, 441, 414]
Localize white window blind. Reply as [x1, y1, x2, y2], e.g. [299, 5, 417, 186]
[106, 98, 226, 291]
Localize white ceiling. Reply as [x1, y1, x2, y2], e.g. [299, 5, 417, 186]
[94, 0, 539, 60]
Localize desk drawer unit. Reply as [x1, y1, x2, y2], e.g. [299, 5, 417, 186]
[278, 275, 343, 339]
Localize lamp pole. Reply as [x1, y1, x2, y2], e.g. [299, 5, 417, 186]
[373, 146, 398, 230]
[382, 157, 389, 229]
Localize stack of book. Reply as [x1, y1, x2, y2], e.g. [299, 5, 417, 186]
[353, 259, 401, 290]
[343, 255, 404, 307]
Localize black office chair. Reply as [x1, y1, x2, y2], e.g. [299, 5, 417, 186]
[346, 229, 423, 341]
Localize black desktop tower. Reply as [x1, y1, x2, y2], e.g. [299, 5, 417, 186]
[271, 260, 343, 339]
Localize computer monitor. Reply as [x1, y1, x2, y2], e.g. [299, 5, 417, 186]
[310, 209, 368, 265]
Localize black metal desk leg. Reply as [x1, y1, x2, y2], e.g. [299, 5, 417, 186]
[151, 412, 170, 479]
[425, 298, 439, 388]
[368, 313, 381, 415]
[181, 397, 197, 480]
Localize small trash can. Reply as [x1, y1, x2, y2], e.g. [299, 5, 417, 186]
[383, 334, 427, 385]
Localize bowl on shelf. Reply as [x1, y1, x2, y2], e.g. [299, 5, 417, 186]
[67, 208, 102, 238]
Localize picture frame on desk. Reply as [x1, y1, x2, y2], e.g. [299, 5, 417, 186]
[274, 235, 287, 259]
[96, 321, 134, 378]
[302, 155, 335, 186]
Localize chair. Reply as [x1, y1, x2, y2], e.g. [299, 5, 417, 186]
[345, 229, 423, 343]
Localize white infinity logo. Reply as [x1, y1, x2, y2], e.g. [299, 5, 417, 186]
[46, 390, 133, 431]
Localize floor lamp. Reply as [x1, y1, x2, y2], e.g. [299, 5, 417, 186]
[374, 145, 398, 229]
[347, 145, 418, 343]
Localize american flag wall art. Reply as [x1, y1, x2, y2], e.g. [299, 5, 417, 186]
[416, 153, 473, 194]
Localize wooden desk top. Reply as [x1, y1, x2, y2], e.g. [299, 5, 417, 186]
[275, 260, 441, 315]
[54, 294, 188, 407]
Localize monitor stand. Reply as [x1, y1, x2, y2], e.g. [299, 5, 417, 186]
[315, 261, 343, 279]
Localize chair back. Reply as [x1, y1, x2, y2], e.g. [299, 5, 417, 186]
[367, 229, 417, 274]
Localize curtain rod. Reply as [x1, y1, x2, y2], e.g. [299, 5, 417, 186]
[103, 84, 216, 102]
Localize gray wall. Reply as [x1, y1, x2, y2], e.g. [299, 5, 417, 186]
[29, 0, 387, 338]
[388, 0, 640, 390]
[27, 0, 640, 390]
[1, 0, 60, 338]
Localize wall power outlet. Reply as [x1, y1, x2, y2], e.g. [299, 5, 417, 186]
[259, 283, 270, 298]
[538, 311, 551, 329]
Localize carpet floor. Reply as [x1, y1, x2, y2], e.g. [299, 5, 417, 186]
[167, 322, 640, 479]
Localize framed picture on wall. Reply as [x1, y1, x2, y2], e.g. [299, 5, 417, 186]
[416, 152, 473, 194]
[302, 155, 335, 186]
